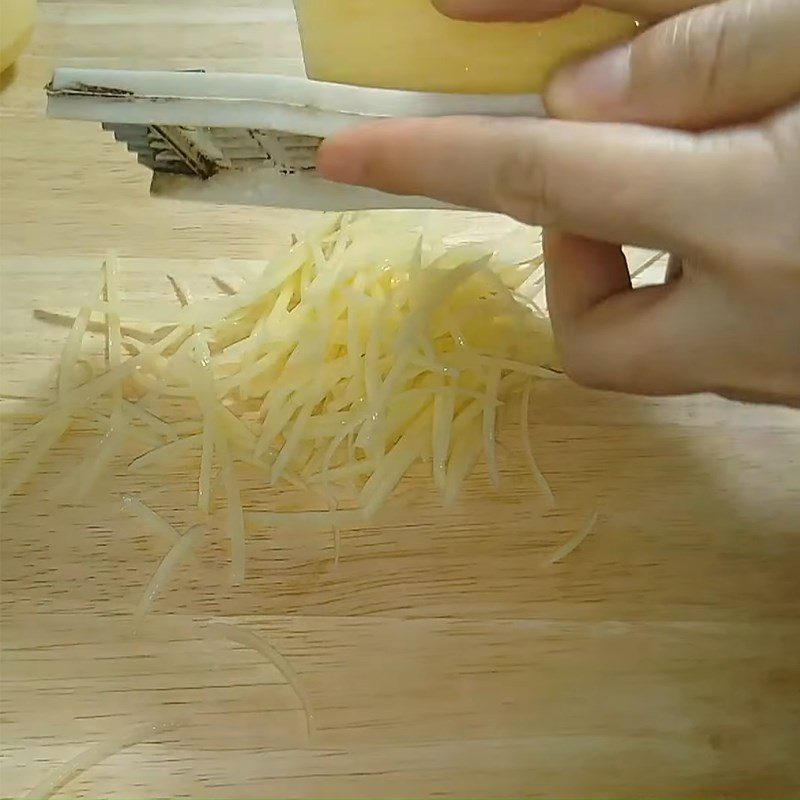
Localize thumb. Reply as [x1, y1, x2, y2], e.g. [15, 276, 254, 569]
[546, 0, 800, 129]
[543, 231, 704, 395]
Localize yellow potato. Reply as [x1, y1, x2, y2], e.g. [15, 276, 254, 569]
[294, 0, 637, 94]
[1, 0, 36, 74]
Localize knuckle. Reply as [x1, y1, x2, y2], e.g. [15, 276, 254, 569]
[640, 4, 742, 109]
[764, 111, 800, 256]
[557, 327, 675, 396]
[491, 132, 556, 226]
[557, 337, 617, 392]
[687, 10, 732, 104]
[704, 111, 800, 271]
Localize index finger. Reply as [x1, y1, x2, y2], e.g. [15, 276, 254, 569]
[318, 115, 758, 255]
[433, 0, 714, 21]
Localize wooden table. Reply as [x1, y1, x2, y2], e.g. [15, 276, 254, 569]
[1, 2, 799, 797]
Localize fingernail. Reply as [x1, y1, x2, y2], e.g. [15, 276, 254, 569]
[431, 0, 493, 21]
[546, 44, 632, 118]
[434, 0, 579, 22]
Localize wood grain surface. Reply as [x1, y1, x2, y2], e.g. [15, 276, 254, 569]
[1, 2, 799, 798]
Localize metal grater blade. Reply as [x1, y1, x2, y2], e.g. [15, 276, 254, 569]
[48, 68, 545, 210]
[103, 123, 322, 178]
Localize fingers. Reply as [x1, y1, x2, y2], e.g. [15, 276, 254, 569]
[547, 0, 800, 129]
[544, 232, 633, 323]
[318, 115, 761, 254]
[543, 231, 703, 394]
[546, 231, 800, 402]
[435, 1, 800, 129]
[433, 0, 712, 22]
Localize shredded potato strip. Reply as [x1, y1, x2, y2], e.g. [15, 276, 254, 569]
[66, 425, 130, 503]
[3, 214, 562, 584]
[134, 523, 208, 626]
[1, 414, 73, 504]
[208, 622, 314, 737]
[182, 335, 246, 583]
[483, 366, 502, 487]
[521, 379, 555, 506]
[1, 354, 150, 461]
[33, 309, 159, 345]
[124, 401, 178, 443]
[57, 271, 106, 399]
[217, 431, 246, 584]
[360, 407, 434, 518]
[432, 382, 456, 492]
[169, 345, 217, 514]
[550, 511, 601, 564]
[122, 495, 181, 545]
[104, 255, 124, 423]
[23, 721, 179, 800]
[129, 433, 203, 472]
[444, 423, 484, 506]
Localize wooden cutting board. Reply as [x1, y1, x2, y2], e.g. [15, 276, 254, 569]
[1, 2, 799, 798]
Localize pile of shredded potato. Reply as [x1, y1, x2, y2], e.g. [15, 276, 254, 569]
[1, 212, 559, 582]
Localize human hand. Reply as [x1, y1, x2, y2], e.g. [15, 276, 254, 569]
[318, 0, 800, 407]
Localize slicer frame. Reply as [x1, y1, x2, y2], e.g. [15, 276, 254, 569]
[47, 68, 545, 210]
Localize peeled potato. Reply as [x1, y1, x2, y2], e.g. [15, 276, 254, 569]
[1, 0, 36, 74]
[294, 0, 636, 94]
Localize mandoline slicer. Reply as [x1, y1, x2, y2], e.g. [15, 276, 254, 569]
[46, 68, 545, 211]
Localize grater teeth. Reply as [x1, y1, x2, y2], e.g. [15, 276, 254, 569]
[102, 123, 322, 179]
